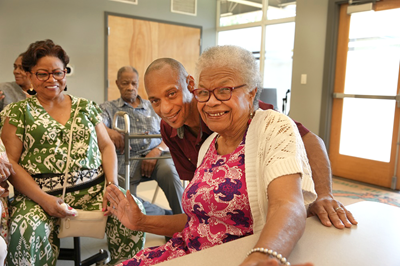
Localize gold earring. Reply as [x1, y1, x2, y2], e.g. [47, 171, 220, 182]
[29, 86, 33, 91]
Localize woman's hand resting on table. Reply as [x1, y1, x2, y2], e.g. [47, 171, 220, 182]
[240, 252, 313, 266]
[106, 184, 145, 231]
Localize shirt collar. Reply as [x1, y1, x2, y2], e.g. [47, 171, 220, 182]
[176, 115, 212, 142]
[118, 96, 144, 109]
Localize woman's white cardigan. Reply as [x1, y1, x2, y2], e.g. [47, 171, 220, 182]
[197, 110, 317, 233]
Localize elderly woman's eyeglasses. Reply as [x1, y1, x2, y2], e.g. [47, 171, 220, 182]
[192, 84, 247, 103]
[33, 70, 66, 81]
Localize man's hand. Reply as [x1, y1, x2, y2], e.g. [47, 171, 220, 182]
[307, 194, 358, 229]
[141, 148, 161, 178]
[301, 132, 357, 229]
[107, 128, 125, 153]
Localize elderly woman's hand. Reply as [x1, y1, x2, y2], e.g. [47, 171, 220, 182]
[0, 158, 15, 182]
[240, 253, 313, 266]
[106, 184, 145, 231]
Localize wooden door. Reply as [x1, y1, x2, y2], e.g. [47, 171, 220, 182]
[329, 1, 400, 189]
[106, 14, 201, 100]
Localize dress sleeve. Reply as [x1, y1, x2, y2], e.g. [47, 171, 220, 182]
[79, 99, 103, 127]
[0, 102, 26, 142]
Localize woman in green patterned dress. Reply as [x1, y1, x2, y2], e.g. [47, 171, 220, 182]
[0, 39, 145, 266]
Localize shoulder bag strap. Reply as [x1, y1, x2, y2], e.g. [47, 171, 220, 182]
[61, 98, 81, 201]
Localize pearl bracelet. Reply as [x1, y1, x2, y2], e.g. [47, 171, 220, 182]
[247, 247, 290, 265]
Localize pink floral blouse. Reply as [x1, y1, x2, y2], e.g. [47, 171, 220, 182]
[118, 134, 253, 266]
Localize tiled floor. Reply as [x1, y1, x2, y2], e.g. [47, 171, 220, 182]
[332, 176, 400, 207]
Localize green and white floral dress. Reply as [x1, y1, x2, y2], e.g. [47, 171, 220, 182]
[0, 95, 145, 266]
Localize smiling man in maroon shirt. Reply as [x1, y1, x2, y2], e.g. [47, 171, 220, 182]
[144, 57, 357, 229]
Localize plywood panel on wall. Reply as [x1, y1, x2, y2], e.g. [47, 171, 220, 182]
[107, 15, 201, 101]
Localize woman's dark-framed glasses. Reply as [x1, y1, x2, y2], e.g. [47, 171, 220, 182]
[33, 70, 66, 81]
[192, 84, 247, 102]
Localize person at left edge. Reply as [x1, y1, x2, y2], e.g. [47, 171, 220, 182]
[0, 53, 32, 112]
[0, 140, 15, 265]
[0, 39, 145, 266]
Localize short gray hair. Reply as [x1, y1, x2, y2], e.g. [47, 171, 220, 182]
[195, 45, 261, 109]
[117, 66, 139, 80]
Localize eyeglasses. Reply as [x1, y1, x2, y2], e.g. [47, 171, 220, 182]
[192, 84, 247, 103]
[32, 70, 66, 81]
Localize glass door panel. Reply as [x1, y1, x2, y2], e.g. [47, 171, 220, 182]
[339, 98, 396, 162]
[344, 9, 400, 96]
[339, 8, 400, 162]
[329, 2, 400, 189]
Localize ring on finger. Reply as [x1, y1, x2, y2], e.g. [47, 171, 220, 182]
[335, 206, 343, 212]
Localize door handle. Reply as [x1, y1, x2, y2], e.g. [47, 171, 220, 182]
[333, 93, 400, 107]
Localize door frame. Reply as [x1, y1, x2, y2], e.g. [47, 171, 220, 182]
[320, 0, 348, 146]
[322, 0, 400, 189]
[104, 11, 202, 100]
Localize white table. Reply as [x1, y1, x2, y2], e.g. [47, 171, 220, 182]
[157, 201, 400, 266]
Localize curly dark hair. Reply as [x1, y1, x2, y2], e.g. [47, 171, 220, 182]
[22, 39, 69, 72]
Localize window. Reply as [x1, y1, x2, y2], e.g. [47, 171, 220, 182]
[263, 22, 295, 111]
[217, 27, 261, 54]
[217, 0, 296, 112]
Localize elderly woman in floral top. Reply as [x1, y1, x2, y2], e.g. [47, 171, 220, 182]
[0, 39, 145, 266]
[106, 45, 316, 266]
[0, 140, 13, 265]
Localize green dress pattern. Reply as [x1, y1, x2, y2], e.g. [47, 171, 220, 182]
[0, 95, 102, 175]
[0, 95, 145, 266]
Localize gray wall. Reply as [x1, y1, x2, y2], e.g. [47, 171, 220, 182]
[0, 0, 333, 137]
[0, 0, 216, 104]
[290, 0, 330, 136]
